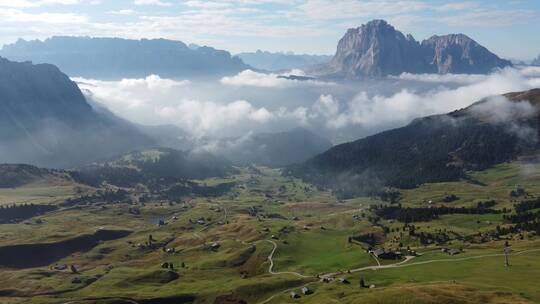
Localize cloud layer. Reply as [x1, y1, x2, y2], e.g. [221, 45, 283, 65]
[77, 67, 540, 144]
[220, 69, 334, 88]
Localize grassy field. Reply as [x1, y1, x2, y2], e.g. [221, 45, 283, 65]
[0, 161, 539, 303]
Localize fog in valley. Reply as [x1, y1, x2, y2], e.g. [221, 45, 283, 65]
[76, 66, 540, 151]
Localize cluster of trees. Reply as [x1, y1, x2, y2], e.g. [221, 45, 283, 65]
[442, 194, 459, 203]
[373, 205, 500, 223]
[476, 200, 497, 209]
[70, 166, 143, 188]
[510, 186, 527, 198]
[164, 182, 236, 200]
[351, 233, 379, 246]
[380, 189, 402, 204]
[496, 197, 540, 235]
[0, 203, 57, 224]
[513, 198, 540, 213]
[409, 228, 451, 245]
[62, 189, 130, 207]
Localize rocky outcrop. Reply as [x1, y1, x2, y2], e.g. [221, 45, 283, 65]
[422, 34, 511, 74]
[316, 20, 511, 78]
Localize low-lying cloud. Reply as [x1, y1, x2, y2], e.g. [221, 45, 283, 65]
[220, 69, 334, 88]
[393, 72, 488, 84]
[75, 66, 540, 144]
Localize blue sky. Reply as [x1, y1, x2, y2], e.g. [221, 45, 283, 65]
[0, 0, 538, 60]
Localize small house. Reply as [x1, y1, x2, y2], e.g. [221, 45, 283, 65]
[301, 287, 312, 295]
[53, 264, 67, 271]
[338, 278, 350, 284]
[447, 248, 462, 256]
[370, 248, 402, 260]
[210, 242, 221, 251]
[290, 291, 300, 299]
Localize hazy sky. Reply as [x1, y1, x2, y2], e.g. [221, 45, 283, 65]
[0, 0, 538, 60]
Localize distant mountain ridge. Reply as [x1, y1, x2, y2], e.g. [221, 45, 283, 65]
[237, 50, 331, 71]
[0, 56, 153, 168]
[0, 36, 251, 79]
[287, 88, 540, 197]
[314, 20, 511, 78]
[533, 54, 540, 66]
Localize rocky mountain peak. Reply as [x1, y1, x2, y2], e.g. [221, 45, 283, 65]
[327, 19, 424, 78]
[317, 20, 511, 78]
[422, 33, 511, 74]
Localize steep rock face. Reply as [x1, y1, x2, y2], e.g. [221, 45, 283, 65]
[0, 36, 250, 79]
[317, 20, 511, 78]
[325, 20, 427, 78]
[422, 34, 511, 74]
[0, 57, 153, 168]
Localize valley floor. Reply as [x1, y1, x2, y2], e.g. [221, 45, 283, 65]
[1, 163, 540, 304]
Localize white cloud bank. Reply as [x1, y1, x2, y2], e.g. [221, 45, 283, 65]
[220, 69, 334, 88]
[75, 67, 540, 142]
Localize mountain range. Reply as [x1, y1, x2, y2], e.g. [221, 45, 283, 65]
[0, 37, 250, 79]
[313, 20, 512, 78]
[287, 89, 540, 197]
[0, 56, 153, 168]
[237, 50, 331, 71]
[0, 55, 330, 169]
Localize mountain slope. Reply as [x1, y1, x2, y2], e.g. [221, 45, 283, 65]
[0, 57, 153, 168]
[237, 50, 331, 71]
[314, 20, 511, 78]
[73, 148, 234, 188]
[218, 128, 333, 167]
[287, 89, 540, 197]
[0, 164, 74, 188]
[0, 36, 250, 79]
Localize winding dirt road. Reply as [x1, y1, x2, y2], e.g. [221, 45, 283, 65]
[258, 243, 540, 304]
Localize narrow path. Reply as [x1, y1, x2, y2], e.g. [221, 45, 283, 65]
[62, 297, 139, 304]
[352, 248, 540, 273]
[265, 240, 311, 278]
[258, 245, 540, 304]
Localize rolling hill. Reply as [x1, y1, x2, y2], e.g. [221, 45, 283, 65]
[287, 89, 540, 197]
[73, 147, 234, 188]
